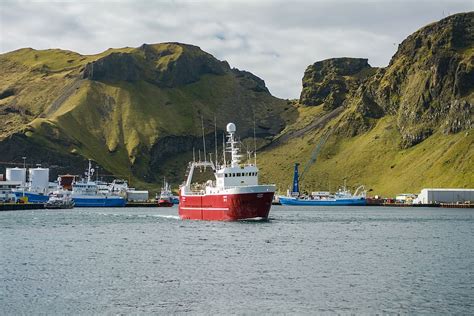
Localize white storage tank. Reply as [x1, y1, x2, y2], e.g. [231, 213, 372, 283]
[29, 168, 49, 193]
[6, 167, 27, 184]
[126, 190, 149, 202]
[414, 188, 474, 204]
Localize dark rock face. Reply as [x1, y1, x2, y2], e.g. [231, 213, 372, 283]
[300, 58, 372, 109]
[232, 68, 269, 93]
[0, 88, 15, 100]
[0, 133, 89, 181]
[83, 53, 144, 82]
[83, 43, 230, 87]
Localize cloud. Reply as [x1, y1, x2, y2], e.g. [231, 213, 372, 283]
[1, 0, 472, 98]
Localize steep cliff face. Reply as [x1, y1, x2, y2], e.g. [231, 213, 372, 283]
[0, 42, 289, 188]
[366, 12, 474, 147]
[300, 58, 374, 110]
[299, 12, 473, 148]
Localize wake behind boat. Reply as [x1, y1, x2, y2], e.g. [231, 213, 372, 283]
[179, 122, 275, 221]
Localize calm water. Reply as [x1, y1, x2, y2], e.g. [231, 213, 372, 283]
[1, 206, 473, 314]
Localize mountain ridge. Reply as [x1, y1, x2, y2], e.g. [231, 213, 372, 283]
[0, 13, 473, 195]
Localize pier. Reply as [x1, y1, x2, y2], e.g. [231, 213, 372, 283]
[0, 203, 45, 211]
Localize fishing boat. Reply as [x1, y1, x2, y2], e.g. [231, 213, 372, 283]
[179, 122, 275, 221]
[45, 190, 75, 209]
[279, 185, 367, 206]
[70, 160, 126, 207]
[157, 179, 173, 207]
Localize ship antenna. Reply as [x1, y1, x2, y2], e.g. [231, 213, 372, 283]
[201, 115, 207, 163]
[198, 149, 201, 162]
[253, 115, 257, 166]
[193, 147, 196, 162]
[222, 132, 226, 167]
[214, 116, 218, 168]
[87, 159, 92, 183]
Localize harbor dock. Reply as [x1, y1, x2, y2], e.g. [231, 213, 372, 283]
[0, 203, 45, 211]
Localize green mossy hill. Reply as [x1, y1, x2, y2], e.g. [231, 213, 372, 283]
[258, 12, 474, 196]
[0, 43, 290, 189]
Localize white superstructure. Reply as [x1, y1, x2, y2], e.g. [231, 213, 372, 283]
[181, 122, 274, 196]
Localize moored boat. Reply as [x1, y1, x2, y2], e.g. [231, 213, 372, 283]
[279, 186, 367, 206]
[157, 179, 174, 207]
[45, 190, 75, 209]
[179, 122, 275, 221]
[71, 160, 126, 207]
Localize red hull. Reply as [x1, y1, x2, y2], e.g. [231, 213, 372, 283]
[179, 191, 274, 221]
[157, 199, 173, 207]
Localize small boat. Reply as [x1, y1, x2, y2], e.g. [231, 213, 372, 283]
[157, 179, 174, 207]
[45, 190, 75, 209]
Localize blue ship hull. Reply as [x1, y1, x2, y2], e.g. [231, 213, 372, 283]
[14, 191, 126, 207]
[14, 191, 49, 203]
[72, 196, 126, 207]
[279, 196, 367, 206]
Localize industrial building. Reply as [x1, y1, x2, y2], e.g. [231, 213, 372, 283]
[413, 188, 474, 204]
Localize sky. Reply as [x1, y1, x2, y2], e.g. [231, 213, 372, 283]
[1, 0, 472, 99]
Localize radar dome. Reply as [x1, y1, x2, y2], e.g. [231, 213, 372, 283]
[226, 123, 236, 133]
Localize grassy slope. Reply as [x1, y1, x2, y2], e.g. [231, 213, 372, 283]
[1, 44, 287, 191]
[258, 113, 473, 197]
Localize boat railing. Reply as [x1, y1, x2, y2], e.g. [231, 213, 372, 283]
[184, 184, 275, 196]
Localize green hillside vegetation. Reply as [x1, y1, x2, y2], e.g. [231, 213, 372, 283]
[258, 112, 473, 196]
[0, 13, 472, 195]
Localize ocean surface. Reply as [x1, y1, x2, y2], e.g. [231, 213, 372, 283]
[1, 206, 473, 314]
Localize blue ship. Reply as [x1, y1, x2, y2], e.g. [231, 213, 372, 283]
[279, 163, 367, 206]
[279, 195, 366, 206]
[71, 195, 126, 207]
[70, 160, 126, 207]
[14, 191, 49, 203]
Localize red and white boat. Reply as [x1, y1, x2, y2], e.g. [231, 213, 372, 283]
[157, 179, 173, 207]
[179, 123, 275, 221]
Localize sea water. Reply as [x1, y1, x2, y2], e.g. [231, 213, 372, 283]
[1, 206, 473, 314]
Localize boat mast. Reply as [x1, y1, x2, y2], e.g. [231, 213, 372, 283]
[201, 116, 207, 163]
[222, 133, 226, 167]
[226, 123, 240, 167]
[253, 115, 257, 166]
[87, 159, 92, 183]
[214, 116, 218, 167]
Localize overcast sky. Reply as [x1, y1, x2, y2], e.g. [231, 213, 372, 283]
[1, 0, 472, 99]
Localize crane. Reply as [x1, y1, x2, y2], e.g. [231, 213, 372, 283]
[291, 128, 333, 196]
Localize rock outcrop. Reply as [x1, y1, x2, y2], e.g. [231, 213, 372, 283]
[300, 58, 373, 109]
[83, 43, 230, 87]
